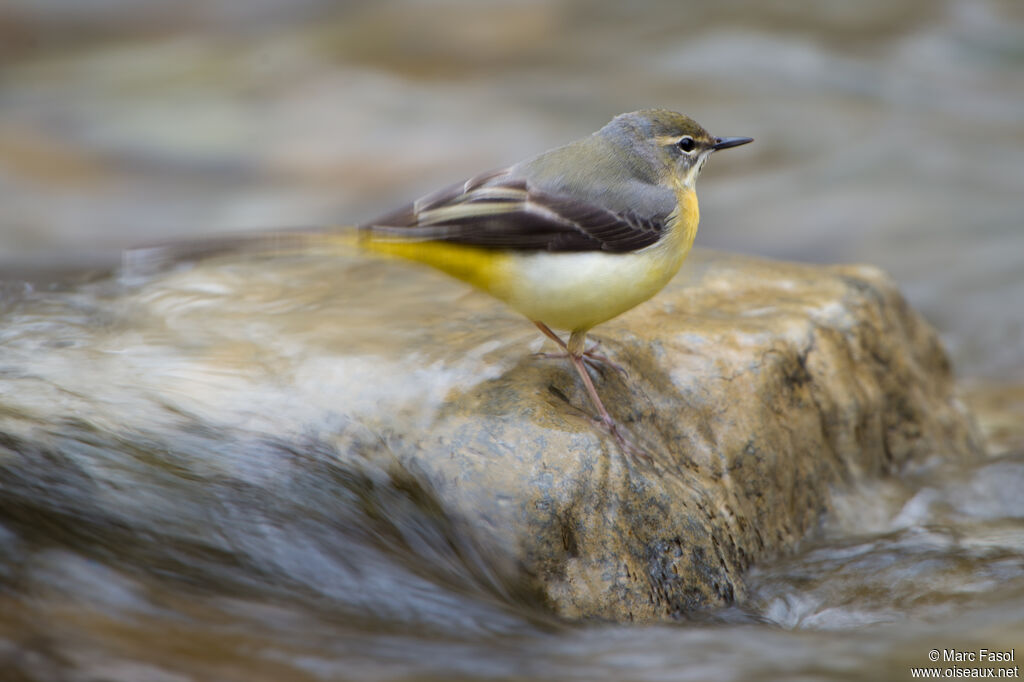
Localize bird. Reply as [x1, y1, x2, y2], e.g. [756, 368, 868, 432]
[356, 109, 752, 456]
[125, 109, 752, 458]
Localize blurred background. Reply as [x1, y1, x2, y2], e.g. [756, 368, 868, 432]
[2, 2, 1024, 681]
[2, 0, 1022, 381]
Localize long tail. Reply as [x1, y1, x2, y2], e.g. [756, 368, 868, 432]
[122, 226, 360, 278]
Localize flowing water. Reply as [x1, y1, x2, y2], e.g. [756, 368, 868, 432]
[1, 1, 1023, 680]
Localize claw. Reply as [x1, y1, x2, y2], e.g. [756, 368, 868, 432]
[601, 416, 651, 464]
[581, 350, 629, 378]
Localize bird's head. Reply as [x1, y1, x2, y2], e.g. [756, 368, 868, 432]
[599, 109, 753, 189]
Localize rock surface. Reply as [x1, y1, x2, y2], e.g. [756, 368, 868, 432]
[359, 249, 984, 621]
[0, 248, 984, 622]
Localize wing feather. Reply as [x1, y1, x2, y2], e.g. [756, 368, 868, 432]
[361, 170, 668, 253]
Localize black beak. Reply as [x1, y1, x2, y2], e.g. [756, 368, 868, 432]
[712, 136, 754, 151]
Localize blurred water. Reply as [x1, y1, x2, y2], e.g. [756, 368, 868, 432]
[1, 0, 1023, 680]
[0, 258, 1022, 681]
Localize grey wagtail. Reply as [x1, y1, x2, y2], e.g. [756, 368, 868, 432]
[128, 109, 752, 456]
[359, 109, 752, 456]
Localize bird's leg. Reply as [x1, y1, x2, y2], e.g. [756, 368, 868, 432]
[532, 322, 627, 376]
[551, 329, 650, 463]
[533, 321, 569, 350]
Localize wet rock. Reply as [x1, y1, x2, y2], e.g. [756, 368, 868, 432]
[0, 248, 985, 623]
[368, 249, 984, 621]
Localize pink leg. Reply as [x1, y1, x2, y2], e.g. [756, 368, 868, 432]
[533, 322, 650, 464]
[533, 321, 569, 350]
[532, 322, 628, 377]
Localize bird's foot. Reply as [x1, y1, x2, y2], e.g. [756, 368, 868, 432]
[582, 349, 629, 377]
[534, 343, 629, 377]
[598, 415, 653, 466]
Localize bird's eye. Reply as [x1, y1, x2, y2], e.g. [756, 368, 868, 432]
[677, 136, 696, 153]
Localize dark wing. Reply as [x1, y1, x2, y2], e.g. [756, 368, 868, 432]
[360, 169, 668, 253]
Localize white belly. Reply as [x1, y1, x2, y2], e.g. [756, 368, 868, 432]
[488, 241, 689, 332]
